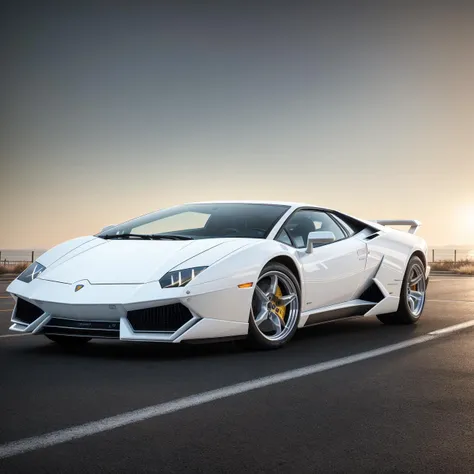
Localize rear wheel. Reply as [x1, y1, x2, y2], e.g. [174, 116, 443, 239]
[45, 335, 92, 345]
[247, 263, 301, 349]
[377, 256, 427, 325]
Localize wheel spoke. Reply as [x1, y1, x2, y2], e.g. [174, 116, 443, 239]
[268, 312, 283, 335]
[410, 273, 424, 286]
[255, 308, 269, 326]
[408, 295, 415, 311]
[251, 270, 300, 342]
[275, 293, 297, 307]
[411, 291, 424, 304]
[255, 285, 268, 303]
[268, 274, 279, 297]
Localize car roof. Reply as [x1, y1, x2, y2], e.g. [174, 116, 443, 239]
[182, 200, 384, 232]
[184, 200, 325, 209]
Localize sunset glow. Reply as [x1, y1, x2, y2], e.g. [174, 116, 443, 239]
[1, 3, 473, 250]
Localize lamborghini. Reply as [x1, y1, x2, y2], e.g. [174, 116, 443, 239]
[7, 201, 430, 349]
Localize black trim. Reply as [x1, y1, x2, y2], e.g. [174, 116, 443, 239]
[43, 328, 119, 339]
[182, 335, 247, 344]
[42, 317, 120, 339]
[304, 303, 375, 326]
[46, 318, 120, 331]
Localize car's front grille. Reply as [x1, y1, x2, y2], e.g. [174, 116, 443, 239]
[42, 317, 120, 339]
[14, 298, 44, 325]
[127, 303, 194, 332]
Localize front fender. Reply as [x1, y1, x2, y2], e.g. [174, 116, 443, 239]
[187, 241, 305, 318]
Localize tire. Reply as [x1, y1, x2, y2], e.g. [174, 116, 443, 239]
[247, 262, 301, 349]
[45, 335, 92, 345]
[377, 255, 427, 325]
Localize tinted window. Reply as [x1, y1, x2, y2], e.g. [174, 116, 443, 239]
[329, 213, 355, 236]
[276, 229, 293, 246]
[98, 203, 290, 240]
[282, 210, 346, 248]
[330, 212, 367, 234]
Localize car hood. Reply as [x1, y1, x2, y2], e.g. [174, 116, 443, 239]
[37, 237, 255, 284]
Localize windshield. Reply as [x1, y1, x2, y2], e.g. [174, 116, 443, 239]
[97, 203, 290, 240]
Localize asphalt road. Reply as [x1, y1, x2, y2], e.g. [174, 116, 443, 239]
[1, 276, 474, 473]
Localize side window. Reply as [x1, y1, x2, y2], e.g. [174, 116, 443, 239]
[329, 213, 355, 236]
[330, 212, 367, 235]
[283, 210, 346, 248]
[275, 229, 292, 246]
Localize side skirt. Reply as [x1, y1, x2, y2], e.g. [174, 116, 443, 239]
[300, 300, 376, 328]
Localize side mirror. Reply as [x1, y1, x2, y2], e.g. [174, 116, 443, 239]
[306, 231, 336, 253]
[101, 225, 116, 233]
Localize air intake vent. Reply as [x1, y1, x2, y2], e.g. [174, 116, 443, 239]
[364, 232, 381, 241]
[43, 318, 120, 339]
[358, 281, 385, 303]
[127, 304, 194, 332]
[14, 298, 44, 325]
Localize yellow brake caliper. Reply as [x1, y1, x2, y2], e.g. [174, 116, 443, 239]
[274, 286, 287, 322]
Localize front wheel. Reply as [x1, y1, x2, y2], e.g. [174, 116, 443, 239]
[247, 263, 301, 349]
[45, 335, 92, 346]
[377, 255, 427, 325]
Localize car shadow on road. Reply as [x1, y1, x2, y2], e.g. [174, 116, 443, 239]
[16, 316, 420, 363]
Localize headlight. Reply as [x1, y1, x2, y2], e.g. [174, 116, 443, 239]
[159, 266, 208, 288]
[18, 262, 46, 283]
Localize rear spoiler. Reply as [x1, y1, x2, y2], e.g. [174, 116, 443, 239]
[371, 219, 421, 234]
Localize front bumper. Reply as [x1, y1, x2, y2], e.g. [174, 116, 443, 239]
[7, 277, 250, 343]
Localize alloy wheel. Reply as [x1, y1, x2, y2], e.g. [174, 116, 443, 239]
[251, 270, 300, 341]
[406, 262, 426, 317]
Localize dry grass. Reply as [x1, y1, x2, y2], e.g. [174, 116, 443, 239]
[431, 260, 474, 275]
[455, 264, 474, 275]
[0, 262, 29, 275]
[12, 262, 29, 273]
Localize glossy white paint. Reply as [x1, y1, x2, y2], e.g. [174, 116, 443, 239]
[297, 237, 368, 310]
[7, 200, 430, 343]
[40, 238, 253, 285]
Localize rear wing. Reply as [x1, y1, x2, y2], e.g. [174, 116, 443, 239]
[371, 219, 421, 234]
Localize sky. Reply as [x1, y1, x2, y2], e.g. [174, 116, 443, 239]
[1, 1, 473, 249]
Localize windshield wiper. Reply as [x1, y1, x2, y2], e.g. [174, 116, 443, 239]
[102, 233, 194, 241]
[102, 234, 153, 240]
[150, 234, 194, 240]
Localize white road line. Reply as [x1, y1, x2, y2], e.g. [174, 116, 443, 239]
[428, 320, 474, 335]
[0, 320, 473, 460]
[429, 278, 472, 282]
[427, 299, 474, 304]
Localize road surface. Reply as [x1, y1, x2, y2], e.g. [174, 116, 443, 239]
[0, 276, 473, 473]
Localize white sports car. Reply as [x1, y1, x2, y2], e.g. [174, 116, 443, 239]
[7, 201, 430, 349]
